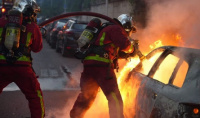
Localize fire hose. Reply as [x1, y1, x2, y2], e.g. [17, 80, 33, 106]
[39, 11, 120, 27]
[39, 11, 145, 60]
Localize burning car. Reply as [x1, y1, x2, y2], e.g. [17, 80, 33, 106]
[123, 46, 200, 118]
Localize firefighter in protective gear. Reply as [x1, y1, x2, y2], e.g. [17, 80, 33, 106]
[0, 0, 45, 118]
[70, 14, 136, 118]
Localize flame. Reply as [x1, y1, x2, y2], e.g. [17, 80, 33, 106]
[84, 33, 186, 117]
[174, 34, 184, 45]
[149, 40, 163, 50]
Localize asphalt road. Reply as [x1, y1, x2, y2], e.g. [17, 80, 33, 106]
[0, 90, 80, 118]
[0, 39, 83, 118]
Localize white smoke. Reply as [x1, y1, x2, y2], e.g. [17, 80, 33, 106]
[135, 0, 200, 52]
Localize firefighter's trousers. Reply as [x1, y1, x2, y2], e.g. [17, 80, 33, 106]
[70, 66, 124, 118]
[0, 66, 45, 118]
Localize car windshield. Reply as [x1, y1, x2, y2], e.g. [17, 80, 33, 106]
[72, 24, 87, 30]
[56, 22, 65, 28]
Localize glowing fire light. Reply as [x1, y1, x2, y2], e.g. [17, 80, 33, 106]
[149, 40, 163, 50]
[85, 33, 185, 118]
[175, 34, 182, 41]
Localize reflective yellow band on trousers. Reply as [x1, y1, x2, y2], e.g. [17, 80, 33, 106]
[111, 92, 121, 118]
[0, 55, 31, 62]
[37, 90, 45, 118]
[84, 55, 112, 63]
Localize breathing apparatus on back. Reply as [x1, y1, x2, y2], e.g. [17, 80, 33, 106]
[1, 0, 41, 64]
[75, 18, 102, 59]
[4, 0, 40, 54]
[77, 18, 102, 49]
[4, 8, 23, 58]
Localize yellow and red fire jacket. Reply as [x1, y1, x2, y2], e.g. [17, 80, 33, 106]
[84, 24, 134, 66]
[0, 16, 43, 66]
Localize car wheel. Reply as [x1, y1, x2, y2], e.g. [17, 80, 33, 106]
[50, 38, 56, 49]
[49, 36, 52, 47]
[61, 42, 68, 57]
[56, 39, 60, 52]
[46, 35, 50, 44]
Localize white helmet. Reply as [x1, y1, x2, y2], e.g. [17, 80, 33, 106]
[13, 0, 40, 14]
[117, 14, 136, 33]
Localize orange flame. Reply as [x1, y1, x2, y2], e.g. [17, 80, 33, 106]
[149, 40, 163, 50]
[84, 33, 185, 117]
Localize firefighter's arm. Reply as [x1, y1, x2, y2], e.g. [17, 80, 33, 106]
[118, 39, 145, 60]
[110, 25, 145, 60]
[31, 23, 43, 52]
[110, 25, 134, 51]
[131, 39, 145, 60]
[129, 40, 145, 60]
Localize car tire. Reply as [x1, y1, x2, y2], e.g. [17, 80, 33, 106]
[46, 35, 50, 44]
[56, 39, 60, 52]
[61, 42, 68, 57]
[50, 38, 56, 49]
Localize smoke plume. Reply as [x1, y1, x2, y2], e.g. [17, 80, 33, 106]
[47, 0, 200, 117]
[135, 0, 200, 52]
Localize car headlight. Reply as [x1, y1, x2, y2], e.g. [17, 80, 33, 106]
[177, 103, 200, 118]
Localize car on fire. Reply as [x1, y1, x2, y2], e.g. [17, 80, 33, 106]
[56, 20, 88, 57]
[125, 46, 200, 118]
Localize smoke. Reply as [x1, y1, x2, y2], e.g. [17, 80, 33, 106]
[45, 1, 200, 117]
[45, 93, 77, 118]
[135, 0, 200, 52]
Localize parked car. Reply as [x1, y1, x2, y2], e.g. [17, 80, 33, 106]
[56, 19, 77, 46]
[125, 46, 200, 118]
[1, 0, 14, 17]
[45, 20, 60, 44]
[48, 19, 69, 48]
[42, 24, 50, 39]
[56, 20, 88, 57]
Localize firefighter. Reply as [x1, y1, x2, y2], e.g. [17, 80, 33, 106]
[70, 14, 136, 118]
[0, 0, 45, 118]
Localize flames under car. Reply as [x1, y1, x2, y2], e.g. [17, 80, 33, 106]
[125, 46, 200, 118]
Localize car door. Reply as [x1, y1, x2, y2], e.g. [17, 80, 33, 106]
[133, 48, 169, 118]
[149, 55, 189, 118]
[135, 48, 188, 118]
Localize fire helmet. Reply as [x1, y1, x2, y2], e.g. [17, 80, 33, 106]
[117, 14, 136, 33]
[13, 0, 40, 16]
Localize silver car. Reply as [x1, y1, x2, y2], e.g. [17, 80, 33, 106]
[123, 46, 200, 118]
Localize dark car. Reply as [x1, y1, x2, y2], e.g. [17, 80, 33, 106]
[49, 21, 66, 48]
[0, 0, 14, 17]
[56, 19, 77, 45]
[56, 20, 88, 57]
[44, 21, 54, 43]
[123, 46, 200, 118]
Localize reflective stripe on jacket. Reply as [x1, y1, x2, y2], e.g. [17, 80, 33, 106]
[84, 24, 133, 64]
